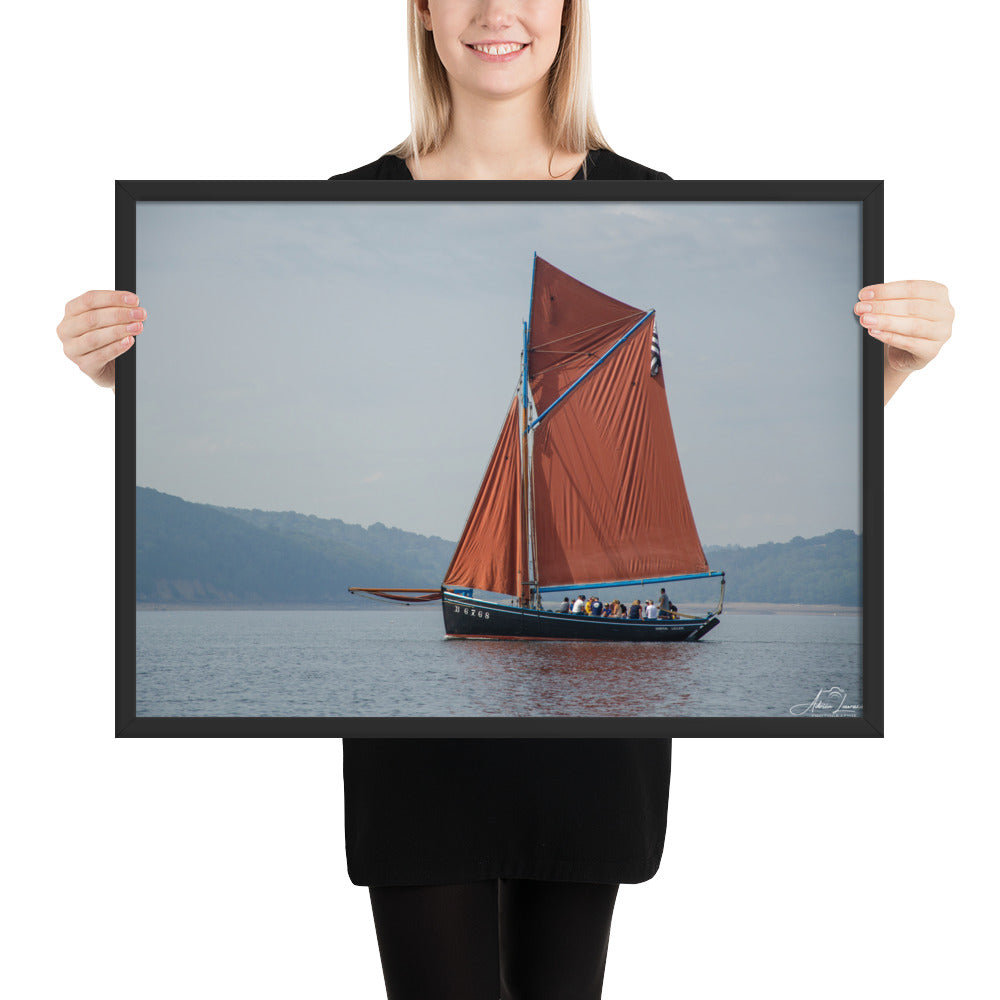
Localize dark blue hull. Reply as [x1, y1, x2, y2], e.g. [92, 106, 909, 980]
[441, 590, 719, 642]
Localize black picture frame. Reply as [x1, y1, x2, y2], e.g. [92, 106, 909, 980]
[117, 179, 883, 738]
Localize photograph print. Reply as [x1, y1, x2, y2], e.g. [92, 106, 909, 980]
[122, 180, 880, 736]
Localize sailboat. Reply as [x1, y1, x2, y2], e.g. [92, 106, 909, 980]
[351, 255, 724, 642]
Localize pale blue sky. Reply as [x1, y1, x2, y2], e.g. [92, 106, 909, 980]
[136, 197, 862, 547]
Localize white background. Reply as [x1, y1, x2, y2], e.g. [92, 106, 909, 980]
[5, 2, 996, 997]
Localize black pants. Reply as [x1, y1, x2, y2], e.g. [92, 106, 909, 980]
[369, 879, 620, 1000]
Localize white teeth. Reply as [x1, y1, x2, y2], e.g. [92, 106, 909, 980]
[472, 43, 526, 56]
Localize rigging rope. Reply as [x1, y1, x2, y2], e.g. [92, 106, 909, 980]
[527, 311, 651, 380]
[531, 311, 646, 349]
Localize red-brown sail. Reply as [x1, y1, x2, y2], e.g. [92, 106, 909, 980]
[358, 256, 721, 640]
[442, 397, 526, 595]
[527, 257, 708, 587]
[444, 257, 708, 598]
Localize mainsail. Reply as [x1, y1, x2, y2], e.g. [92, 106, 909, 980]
[443, 256, 709, 601]
[528, 257, 708, 587]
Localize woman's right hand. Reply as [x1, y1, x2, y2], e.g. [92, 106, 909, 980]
[57, 290, 146, 390]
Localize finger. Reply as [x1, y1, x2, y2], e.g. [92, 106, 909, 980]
[58, 305, 147, 347]
[63, 289, 139, 318]
[858, 279, 948, 302]
[77, 334, 136, 379]
[858, 313, 922, 338]
[865, 327, 940, 360]
[856, 313, 945, 341]
[65, 320, 144, 360]
[854, 297, 951, 322]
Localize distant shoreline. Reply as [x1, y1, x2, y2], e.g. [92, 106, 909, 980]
[695, 602, 860, 616]
[136, 601, 861, 616]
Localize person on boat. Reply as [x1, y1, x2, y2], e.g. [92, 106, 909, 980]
[591, 596, 603, 616]
[558, 596, 570, 613]
[629, 599, 643, 620]
[56, 2, 953, 997]
[572, 594, 586, 615]
[658, 588, 678, 620]
[643, 600, 657, 620]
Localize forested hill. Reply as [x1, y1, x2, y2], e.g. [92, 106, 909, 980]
[702, 530, 860, 606]
[135, 487, 860, 607]
[136, 487, 454, 605]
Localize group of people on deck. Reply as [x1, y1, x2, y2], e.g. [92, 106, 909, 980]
[557, 588, 679, 620]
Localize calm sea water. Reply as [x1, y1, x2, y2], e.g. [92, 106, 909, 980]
[136, 609, 862, 718]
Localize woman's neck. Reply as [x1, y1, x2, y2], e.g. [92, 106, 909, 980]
[408, 85, 586, 180]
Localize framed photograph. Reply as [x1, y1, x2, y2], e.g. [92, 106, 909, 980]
[116, 180, 883, 737]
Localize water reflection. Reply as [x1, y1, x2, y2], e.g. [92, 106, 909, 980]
[451, 640, 702, 717]
[137, 610, 862, 718]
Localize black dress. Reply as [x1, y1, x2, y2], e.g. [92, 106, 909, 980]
[332, 148, 673, 888]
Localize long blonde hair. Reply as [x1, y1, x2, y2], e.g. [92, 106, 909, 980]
[387, 0, 611, 174]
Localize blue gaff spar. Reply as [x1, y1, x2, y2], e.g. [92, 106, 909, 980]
[350, 255, 724, 641]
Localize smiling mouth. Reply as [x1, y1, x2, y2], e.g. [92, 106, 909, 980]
[467, 42, 529, 56]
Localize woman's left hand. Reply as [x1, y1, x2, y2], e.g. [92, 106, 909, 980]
[855, 280, 954, 402]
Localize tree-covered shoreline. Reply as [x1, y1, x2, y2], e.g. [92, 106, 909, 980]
[136, 487, 861, 608]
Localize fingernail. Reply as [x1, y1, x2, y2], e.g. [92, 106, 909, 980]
[121, 335, 134, 347]
[126, 322, 142, 333]
[856, 303, 872, 313]
[130, 308, 146, 320]
[860, 288, 875, 300]
[122, 293, 138, 305]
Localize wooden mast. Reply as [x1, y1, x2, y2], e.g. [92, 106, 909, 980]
[518, 319, 531, 607]
[518, 254, 541, 608]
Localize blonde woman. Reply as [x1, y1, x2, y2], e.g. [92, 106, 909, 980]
[56, 3, 953, 997]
